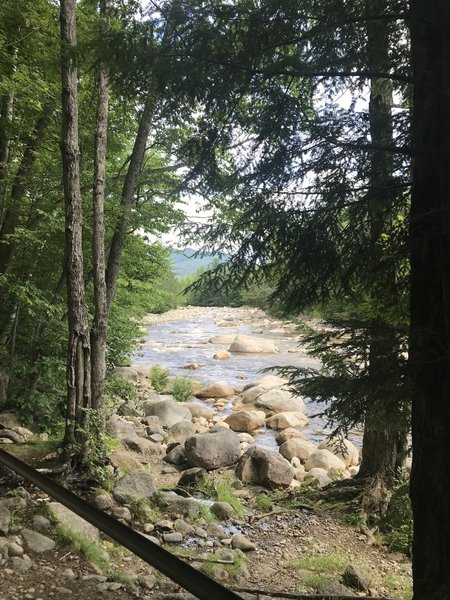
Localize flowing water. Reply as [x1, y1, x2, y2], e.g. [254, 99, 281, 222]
[132, 307, 362, 449]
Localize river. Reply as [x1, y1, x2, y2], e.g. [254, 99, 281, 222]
[132, 306, 362, 449]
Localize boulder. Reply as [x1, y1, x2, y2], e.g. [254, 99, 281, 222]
[231, 534, 255, 552]
[157, 493, 201, 518]
[343, 565, 371, 592]
[49, 503, 99, 543]
[209, 335, 237, 344]
[0, 502, 10, 534]
[211, 502, 235, 520]
[305, 449, 346, 472]
[109, 450, 143, 471]
[164, 444, 187, 466]
[196, 381, 235, 399]
[275, 428, 306, 445]
[184, 428, 241, 470]
[213, 350, 231, 360]
[318, 438, 360, 468]
[184, 403, 214, 420]
[229, 335, 278, 354]
[167, 420, 196, 441]
[224, 410, 266, 432]
[279, 439, 317, 462]
[21, 529, 55, 553]
[304, 467, 332, 487]
[265, 412, 308, 430]
[236, 446, 294, 489]
[255, 388, 304, 414]
[106, 415, 139, 440]
[112, 470, 157, 504]
[143, 398, 191, 428]
[123, 437, 162, 456]
[178, 467, 208, 488]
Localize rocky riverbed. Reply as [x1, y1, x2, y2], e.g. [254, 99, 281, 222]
[0, 307, 411, 599]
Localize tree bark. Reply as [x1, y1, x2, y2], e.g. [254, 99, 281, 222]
[60, 0, 91, 451]
[409, 1, 450, 598]
[91, 0, 109, 414]
[357, 0, 404, 495]
[0, 44, 16, 225]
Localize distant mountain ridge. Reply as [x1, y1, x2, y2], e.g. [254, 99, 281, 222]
[169, 247, 228, 278]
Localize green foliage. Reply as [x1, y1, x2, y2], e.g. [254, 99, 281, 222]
[150, 365, 170, 393]
[198, 478, 246, 519]
[56, 525, 110, 573]
[171, 377, 193, 402]
[254, 494, 273, 512]
[104, 374, 137, 407]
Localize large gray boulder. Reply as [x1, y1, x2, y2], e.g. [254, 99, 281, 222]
[279, 438, 317, 462]
[143, 397, 191, 428]
[236, 446, 294, 489]
[21, 529, 55, 553]
[184, 428, 241, 470]
[106, 414, 139, 440]
[48, 502, 99, 543]
[224, 410, 266, 432]
[112, 470, 157, 504]
[196, 381, 235, 399]
[229, 335, 278, 354]
[255, 388, 305, 414]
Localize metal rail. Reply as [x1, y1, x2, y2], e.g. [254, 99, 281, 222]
[0, 448, 243, 600]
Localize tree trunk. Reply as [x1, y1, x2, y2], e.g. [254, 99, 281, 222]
[60, 0, 91, 451]
[409, 1, 450, 597]
[0, 44, 16, 225]
[357, 0, 404, 496]
[91, 0, 109, 414]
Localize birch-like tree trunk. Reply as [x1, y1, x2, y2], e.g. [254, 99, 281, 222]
[60, 0, 91, 451]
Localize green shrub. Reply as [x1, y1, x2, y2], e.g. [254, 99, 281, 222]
[104, 373, 137, 405]
[172, 377, 193, 402]
[150, 365, 169, 392]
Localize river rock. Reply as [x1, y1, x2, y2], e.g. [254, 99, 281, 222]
[112, 470, 157, 503]
[231, 534, 256, 552]
[178, 467, 208, 487]
[167, 420, 196, 441]
[265, 412, 308, 430]
[143, 398, 191, 427]
[184, 428, 241, 470]
[157, 493, 201, 517]
[49, 502, 99, 542]
[275, 428, 306, 445]
[305, 449, 346, 472]
[304, 468, 332, 487]
[211, 502, 235, 520]
[164, 443, 187, 465]
[236, 446, 294, 489]
[196, 381, 235, 398]
[21, 529, 55, 553]
[123, 436, 162, 455]
[229, 335, 278, 354]
[185, 403, 214, 420]
[109, 450, 143, 471]
[343, 564, 371, 591]
[106, 414, 139, 440]
[224, 410, 266, 432]
[213, 350, 231, 360]
[0, 502, 10, 534]
[209, 334, 237, 344]
[318, 438, 359, 468]
[255, 388, 304, 414]
[279, 438, 317, 462]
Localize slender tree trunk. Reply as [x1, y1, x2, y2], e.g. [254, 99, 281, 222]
[104, 3, 177, 311]
[91, 0, 109, 413]
[0, 102, 54, 276]
[357, 0, 404, 497]
[105, 83, 158, 311]
[60, 0, 91, 451]
[409, 1, 450, 597]
[0, 44, 16, 225]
